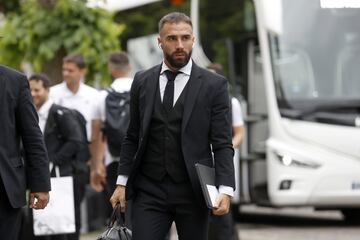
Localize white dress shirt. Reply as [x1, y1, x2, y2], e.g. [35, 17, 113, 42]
[50, 81, 100, 141]
[93, 77, 133, 166]
[232, 98, 244, 128]
[159, 59, 192, 105]
[116, 60, 234, 197]
[95, 77, 133, 122]
[37, 99, 53, 133]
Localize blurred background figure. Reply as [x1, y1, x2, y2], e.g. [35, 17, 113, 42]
[50, 55, 100, 240]
[90, 52, 133, 219]
[207, 63, 244, 240]
[27, 73, 85, 240]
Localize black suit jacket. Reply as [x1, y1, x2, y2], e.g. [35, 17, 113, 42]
[118, 62, 235, 205]
[45, 104, 83, 176]
[0, 65, 51, 208]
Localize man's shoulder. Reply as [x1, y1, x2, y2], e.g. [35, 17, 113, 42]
[98, 89, 109, 105]
[99, 88, 109, 96]
[49, 82, 65, 96]
[82, 83, 100, 95]
[135, 64, 161, 79]
[197, 65, 226, 82]
[0, 65, 26, 81]
[111, 77, 133, 93]
[131, 64, 161, 89]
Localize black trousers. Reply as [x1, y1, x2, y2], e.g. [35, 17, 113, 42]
[132, 173, 209, 240]
[103, 162, 119, 217]
[0, 176, 22, 240]
[209, 211, 235, 240]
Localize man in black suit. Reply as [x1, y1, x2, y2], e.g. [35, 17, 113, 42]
[29, 73, 83, 178]
[110, 12, 235, 240]
[0, 65, 50, 240]
[29, 73, 84, 240]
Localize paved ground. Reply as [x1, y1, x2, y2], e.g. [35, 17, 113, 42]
[81, 205, 360, 240]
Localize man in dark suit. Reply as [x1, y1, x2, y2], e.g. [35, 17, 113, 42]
[110, 12, 235, 240]
[29, 73, 84, 240]
[0, 65, 51, 240]
[29, 73, 83, 179]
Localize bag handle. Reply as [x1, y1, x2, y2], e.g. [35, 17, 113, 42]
[49, 162, 61, 178]
[108, 203, 126, 227]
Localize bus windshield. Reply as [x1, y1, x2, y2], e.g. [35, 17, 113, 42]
[268, 0, 360, 115]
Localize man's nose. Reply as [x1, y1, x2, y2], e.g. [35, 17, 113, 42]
[176, 39, 184, 49]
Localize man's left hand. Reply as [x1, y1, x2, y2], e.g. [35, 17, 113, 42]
[29, 192, 50, 209]
[212, 193, 231, 216]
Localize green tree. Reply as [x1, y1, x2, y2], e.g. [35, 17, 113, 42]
[0, 0, 20, 13]
[114, 1, 190, 50]
[113, 0, 256, 80]
[202, 0, 256, 75]
[0, 0, 124, 85]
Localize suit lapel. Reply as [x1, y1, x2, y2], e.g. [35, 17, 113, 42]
[182, 63, 203, 131]
[142, 65, 161, 133]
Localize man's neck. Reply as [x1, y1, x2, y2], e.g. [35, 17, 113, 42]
[36, 98, 50, 112]
[112, 73, 130, 80]
[66, 81, 80, 94]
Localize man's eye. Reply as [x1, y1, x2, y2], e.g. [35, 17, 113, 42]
[168, 36, 177, 41]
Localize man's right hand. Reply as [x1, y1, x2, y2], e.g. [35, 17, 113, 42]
[90, 166, 106, 192]
[29, 192, 50, 209]
[110, 185, 126, 212]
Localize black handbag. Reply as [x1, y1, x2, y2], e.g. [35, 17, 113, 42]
[97, 204, 132, 240]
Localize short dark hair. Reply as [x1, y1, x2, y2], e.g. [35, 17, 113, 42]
[158, 12, 192, 33]
[63, 54, 86, 69]
[109, 52, 130, 72]
[29, 73, 51, 90]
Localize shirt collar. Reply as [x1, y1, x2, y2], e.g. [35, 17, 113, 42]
[62, 81, 87, 97]
[160, 58, 192, 76]
[38, 99, 53, 118]
[110, 77, 133, 92]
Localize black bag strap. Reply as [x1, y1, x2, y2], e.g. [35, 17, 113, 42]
[109, 203, 126, 227]
[106, 87, 116, 94]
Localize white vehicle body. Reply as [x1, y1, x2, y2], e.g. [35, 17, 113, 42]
[245, 0, 360, 209]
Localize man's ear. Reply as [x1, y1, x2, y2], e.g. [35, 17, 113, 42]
[157, 36, 162, 49]
[80, 68, 87, 76]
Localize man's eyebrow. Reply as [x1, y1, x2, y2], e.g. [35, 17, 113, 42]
[166, 34, 192, 37]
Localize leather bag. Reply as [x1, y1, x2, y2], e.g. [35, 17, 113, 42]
[97, 204, 132, 240]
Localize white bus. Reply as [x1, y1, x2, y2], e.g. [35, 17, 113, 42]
[237, 0, 360, 221]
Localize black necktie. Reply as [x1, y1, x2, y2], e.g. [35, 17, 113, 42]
[163, 70, 179, 111]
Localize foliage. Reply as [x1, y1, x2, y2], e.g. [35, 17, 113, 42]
[202, 0, 256, 74]
[113, 0, 256, 80]
[0, 0, 124, 85]
[114, 1, 190, 50]
[0, 0, 21, 13]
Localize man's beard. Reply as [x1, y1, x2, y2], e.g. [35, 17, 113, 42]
[165, 50, 192, 69]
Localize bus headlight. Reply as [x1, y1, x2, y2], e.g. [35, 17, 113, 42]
[274, 152, 321, 169]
